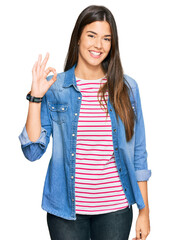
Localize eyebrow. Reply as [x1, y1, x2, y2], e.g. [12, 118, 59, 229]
[86, 31, 111, 37]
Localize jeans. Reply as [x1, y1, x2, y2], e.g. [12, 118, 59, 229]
[47, 205, 133, 240]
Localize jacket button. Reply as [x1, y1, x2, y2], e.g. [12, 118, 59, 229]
[125, 188, 127, 191]
[71, 176, 74, 179]
[72, 199, 74, 201]
[114, 129, 116, 132]
[72, 153, 74, 156]
[119, 168, 121, 172]
[75, 113, 77, 116]
[115, 148, 118, 151]
[78, 97, 81, 99]
[72, 134, 75, 136]
[110, 109, 112, 111]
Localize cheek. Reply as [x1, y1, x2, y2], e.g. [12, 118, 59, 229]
[80, 37, 93, 48]
[79, 42, 92, 56]
[104, 44, 111, 53]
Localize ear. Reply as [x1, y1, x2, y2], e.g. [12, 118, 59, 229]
[78, 40, 80, 45]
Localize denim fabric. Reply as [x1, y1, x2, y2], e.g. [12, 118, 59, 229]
[47, 206, 133, 240]
[18, 64, 151, 220]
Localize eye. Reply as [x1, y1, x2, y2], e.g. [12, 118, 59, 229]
[104, 38, 111, 42]
[88, 34, 95, 38]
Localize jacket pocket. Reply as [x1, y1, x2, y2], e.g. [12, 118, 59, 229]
[48, 102, 68, 124]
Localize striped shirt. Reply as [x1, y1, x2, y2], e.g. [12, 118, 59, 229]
[75, 76, 129, 215]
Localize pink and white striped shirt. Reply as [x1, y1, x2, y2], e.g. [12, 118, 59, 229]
[75, 76, 129, 215]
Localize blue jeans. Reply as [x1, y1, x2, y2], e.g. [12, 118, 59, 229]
[47, 205, 133, 240]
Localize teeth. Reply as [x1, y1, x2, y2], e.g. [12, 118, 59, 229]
[90, 51, 101, 56]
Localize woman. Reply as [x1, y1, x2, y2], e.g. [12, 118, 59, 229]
[19, 5, 151, 240]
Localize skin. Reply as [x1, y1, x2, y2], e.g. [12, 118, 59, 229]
[27, 20, 150, 239]
[74, 21, 112, 79]
[25, 52, 57, 142]
[133, 181, 150, 240]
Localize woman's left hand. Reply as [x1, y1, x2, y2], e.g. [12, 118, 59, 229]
[132, 211, 150, 240]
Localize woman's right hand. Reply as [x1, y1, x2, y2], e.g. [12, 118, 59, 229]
[31, 52, 57, 98]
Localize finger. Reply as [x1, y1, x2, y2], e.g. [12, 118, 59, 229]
[37, 54, 42, 74]
[40, 52, 49, 74]
[32, 61, 37, 74]
[48, 71, 57, 87]
[141, 233, 146, 240]
[44, 67, 56, 77]
[32, 61, 38, 80]
[136, 229, 141, 240]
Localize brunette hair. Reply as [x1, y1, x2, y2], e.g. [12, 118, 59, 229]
[64, 5, 136, 142]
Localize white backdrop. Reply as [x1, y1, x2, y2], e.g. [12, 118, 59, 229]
[1, 0, 169, 239]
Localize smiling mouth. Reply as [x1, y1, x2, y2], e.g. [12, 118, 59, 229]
[89, 50, 102, 58]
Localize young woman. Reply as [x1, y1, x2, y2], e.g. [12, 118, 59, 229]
[19, 5, 151, 240]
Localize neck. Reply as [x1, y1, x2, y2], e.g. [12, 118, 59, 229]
[75, 61, 105, 80]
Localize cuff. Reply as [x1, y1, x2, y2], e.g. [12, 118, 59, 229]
[135, 169, 152, 181]
[18, 125, 47, 149]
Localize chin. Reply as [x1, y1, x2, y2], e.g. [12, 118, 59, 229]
[87, 58, 104, 66]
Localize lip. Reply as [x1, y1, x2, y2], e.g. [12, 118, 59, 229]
[89, 50, 102, 53]
[89, 50, 102, 58]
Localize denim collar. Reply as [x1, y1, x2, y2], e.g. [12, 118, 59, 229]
[62, 64, 77, 88]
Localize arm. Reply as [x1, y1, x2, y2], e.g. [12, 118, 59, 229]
[134, 83, 151, 181]
[18, 53, 57, 161]
[132, 181, 150, 240]
[133, 83, 151, 240]
[18, 93, 52, 161]
[138, 181, 149, 214]
[25, 99, 42, 143]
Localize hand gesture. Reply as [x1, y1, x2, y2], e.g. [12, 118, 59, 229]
[31, 52, 57, 98]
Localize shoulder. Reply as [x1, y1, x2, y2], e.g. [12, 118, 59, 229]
[123, 74, 138, 90]
[45, 70, 67, 93]
[123, 74, 141, 104]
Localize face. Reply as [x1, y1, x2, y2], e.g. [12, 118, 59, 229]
[77, 21, 112, 67]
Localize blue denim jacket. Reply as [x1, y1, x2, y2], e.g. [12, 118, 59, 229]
[18, 64, 151, 220]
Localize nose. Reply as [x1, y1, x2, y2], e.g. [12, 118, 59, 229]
[94, 37, 102, 49]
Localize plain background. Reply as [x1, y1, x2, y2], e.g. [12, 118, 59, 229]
[1, 0, 169, 239]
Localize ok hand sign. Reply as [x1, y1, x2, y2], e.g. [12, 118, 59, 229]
[31, 52, 57, 98]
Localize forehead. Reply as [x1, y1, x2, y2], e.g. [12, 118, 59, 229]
[83, 21, 111, 34]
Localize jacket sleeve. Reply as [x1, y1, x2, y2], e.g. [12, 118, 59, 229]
[18, 93, 52, 162]
[134, 83, 151, 181]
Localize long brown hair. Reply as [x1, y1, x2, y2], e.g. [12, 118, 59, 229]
[64, 5, 136, 142]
